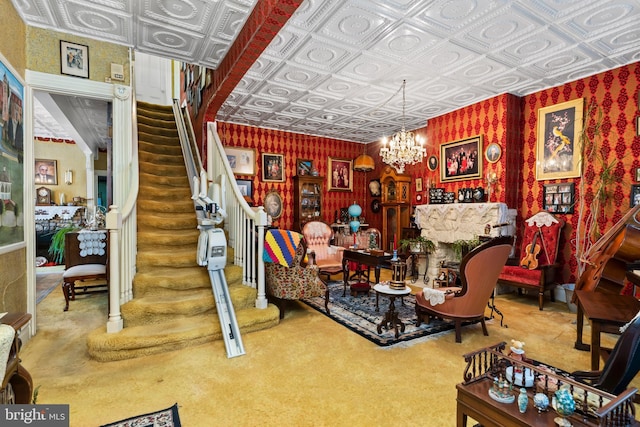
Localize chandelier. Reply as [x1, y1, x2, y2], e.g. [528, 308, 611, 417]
[379, 80, 426, 173]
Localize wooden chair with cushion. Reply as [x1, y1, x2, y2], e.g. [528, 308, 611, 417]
[62, 230, 109, 311]
[497, 211, 565, 310]
[302, 221, 345, 281]
[415, 236, 513, 343]
[264, 229, 329, 319]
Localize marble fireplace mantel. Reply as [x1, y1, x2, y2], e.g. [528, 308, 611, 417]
[415, 203, 514, 243]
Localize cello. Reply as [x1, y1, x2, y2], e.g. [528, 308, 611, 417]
[573, 204, 640, 298]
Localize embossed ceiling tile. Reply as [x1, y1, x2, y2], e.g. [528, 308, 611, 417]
[200, 37, 230, 68]
[497, 27, 571, 66]
[251, 81, 306, 103]
[522, 0, 598, 19]
[289, 34, 357, 71]
[607, 50, 640, 66]
[223, 75, 264, 98]
[54, 0, 132, 43]
[461, 2, 545, 50]
[137, 18, 203, 59]
[269, 62, 327, 91]
[370, 0, 426, 16]
[242, 95, 290, 113]
[16, 0, 57, 25]
[278, 103, 313, 118]
[311, 76, 367, 100]
[369, 22, 439, 61]
[561, 2, 639, 39]
[443, 56, 508, 86]
[294, 93, 341, 111]
[482, 69, 539, 93]
[413, 0, 508, 34]
[590, 26, 640, 57]
[561, 62, 611, 84]
[262, 26, 307, 59]
[138, 0, 213, 32]
[317, 1, 395, 48]
[241, 55, 280, 81]
[288, 0, 343, 31]
[528, 45, 602, 79]
[205, 2, 254, 41]
[421, 40, 478, 71]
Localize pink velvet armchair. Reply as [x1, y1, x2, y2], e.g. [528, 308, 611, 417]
[264, 232, 329, 319]
[497, 211, 565, 310]
[302, 221, 344, 280]
[415, 236, 513, 343]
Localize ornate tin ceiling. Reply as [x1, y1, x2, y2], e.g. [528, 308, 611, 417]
[13, 0, 640, 144]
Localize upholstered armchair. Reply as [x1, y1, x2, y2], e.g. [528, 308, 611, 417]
[415, 236, 513, 343]
[264, 229, 329, 319]
[497, 211, 565, 310]
[302, 221, 344, 280]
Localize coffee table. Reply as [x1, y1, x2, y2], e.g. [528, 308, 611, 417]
[373, 283, 411, 338]
[341, 249, 392, 297]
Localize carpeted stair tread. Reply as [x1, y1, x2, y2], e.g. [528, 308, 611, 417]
[136, 121, 179, 136]
[137, 213, 196, 230]
[137, 229, 200, 247]
[138, 171, 188, 187]
[138, 160, 186, 176]
[137, 248, 196, 270]
[86, 305, 281, 362]
[139, 150, 185, 166]
[137, 184, 192, 200]
[132, 267, 246, 298]
[120, 290, 215, 326]
[136, 198, 194, 213]
[138, 140, 183, 156]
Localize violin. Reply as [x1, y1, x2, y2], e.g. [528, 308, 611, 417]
[520, 231, 541, 270]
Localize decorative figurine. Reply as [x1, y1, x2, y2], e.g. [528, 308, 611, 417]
[489, 374, 515, 403]
[518, 388, 528, 413]
[533, 393, 550, 412]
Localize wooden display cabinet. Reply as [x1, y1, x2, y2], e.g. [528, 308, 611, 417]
[380, 167, 412, 251]
[293, 175, 323, 232]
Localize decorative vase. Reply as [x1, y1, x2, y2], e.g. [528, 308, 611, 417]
[518, 388, 528, 413]
[533, 393, 549, 412]
[553, 388, 575, 426]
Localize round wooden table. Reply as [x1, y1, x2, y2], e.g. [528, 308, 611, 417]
[373, 283, 411, 338]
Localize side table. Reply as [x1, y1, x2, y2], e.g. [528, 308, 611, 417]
[373, 284, 411, 338]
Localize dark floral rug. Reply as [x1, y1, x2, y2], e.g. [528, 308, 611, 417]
[302, 281, 477, 347]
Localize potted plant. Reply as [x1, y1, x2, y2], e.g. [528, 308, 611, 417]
[451, 238, 481, 261]
[48, 225, 79, 265]
[399, 235, 436, 254]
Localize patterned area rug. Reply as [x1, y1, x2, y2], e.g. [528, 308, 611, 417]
[302, 281, 477, 346]
[100, 403, 181, 427]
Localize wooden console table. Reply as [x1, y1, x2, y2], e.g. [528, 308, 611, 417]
[1, 312, 33, 404]
[574, 290, 640, 370]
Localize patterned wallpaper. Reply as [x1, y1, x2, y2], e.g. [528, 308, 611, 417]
[0, 0, 26, 77]
[217, 122, 369, 231]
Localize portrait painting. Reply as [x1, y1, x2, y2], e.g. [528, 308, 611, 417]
[60, 40, 89, 79]
[328, 157, 353, 191]
[264, 190, 283, 219]
[440, 135, 483, 182]
[35, 159, 58, 185]
[262, 153, 285, 182]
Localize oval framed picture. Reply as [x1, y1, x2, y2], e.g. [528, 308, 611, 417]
[427, 155, 438, 171]
[370, 199, 381, 213]
[264, 190, 283, 219]
[485, 143, 502, 163]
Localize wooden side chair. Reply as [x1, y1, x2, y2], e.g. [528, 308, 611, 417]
[62, 231, 109, 311]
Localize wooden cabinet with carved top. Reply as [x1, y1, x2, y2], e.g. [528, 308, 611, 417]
[293, 175, 323, 232]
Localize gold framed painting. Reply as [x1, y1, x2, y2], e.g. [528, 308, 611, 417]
[328, 157, 353, 191]
[224, 147, 256, 176]
[440, 135, 483, 182]
[536, 98, 584, 180]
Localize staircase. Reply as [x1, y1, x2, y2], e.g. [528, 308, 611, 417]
[86, 102, 279, 362]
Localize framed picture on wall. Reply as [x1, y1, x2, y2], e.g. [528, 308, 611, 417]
[35, 159, 58, 185]
[328, 157, 353, 191]
[543, 183, 574, 213]
[631, 185, 640, 207]
[264, 189, 283, 219]
[236, 179, 253, 199]
[427, 155, 438, 171]
[296, 159, 313, 176]
[485, 143, 502, 163]
[416, 177, 423, 192]
[60, 41, 89, 78]
[440, 135, 483, 182]
[224, 147, 256, 176]
[262, 153, 285, 182]
[536, 98, 584, 180]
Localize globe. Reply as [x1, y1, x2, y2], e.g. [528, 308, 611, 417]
[347, 202, 362, 218]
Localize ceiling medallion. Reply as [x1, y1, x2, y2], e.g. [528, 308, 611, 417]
[379, 80, 425, 173]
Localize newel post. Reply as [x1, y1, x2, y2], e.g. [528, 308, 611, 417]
[106, 205, 124, 333]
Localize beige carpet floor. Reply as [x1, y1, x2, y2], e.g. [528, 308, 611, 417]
[21, 272, 639, 427]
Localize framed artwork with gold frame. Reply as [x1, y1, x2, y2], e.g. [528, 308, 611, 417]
[536, 98, 584, 180]
[440, 135, 483, 182]
[328, 157, 353, 191]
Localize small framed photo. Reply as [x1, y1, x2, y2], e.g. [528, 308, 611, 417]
[635, 167, 640, 183]
[637, 116, 640, 137]
[631, 185, 640, 207]
[328, 157, 353, 191]
[485, 143, 502, 163]
[60, 41, 89, 78]
[543, 182, 574, 214]
[35, 159, 58, 185]
[236, 179, 253, 199]
[224, 147, 256, 176]
[427, 155, 438, 171]
[262, 153, 285, 182]
[296, 159, 313, 176]
[416, 177, 423, 192]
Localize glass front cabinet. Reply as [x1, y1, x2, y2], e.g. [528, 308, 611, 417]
[380, 167, 411, 251]
[293, 175, 323, 232]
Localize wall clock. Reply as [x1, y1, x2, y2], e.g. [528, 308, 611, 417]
[36, 186, 52, 205]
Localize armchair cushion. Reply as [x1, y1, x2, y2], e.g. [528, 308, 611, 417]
[264, 229, 303, 267]
[498, 266, 542, 287]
